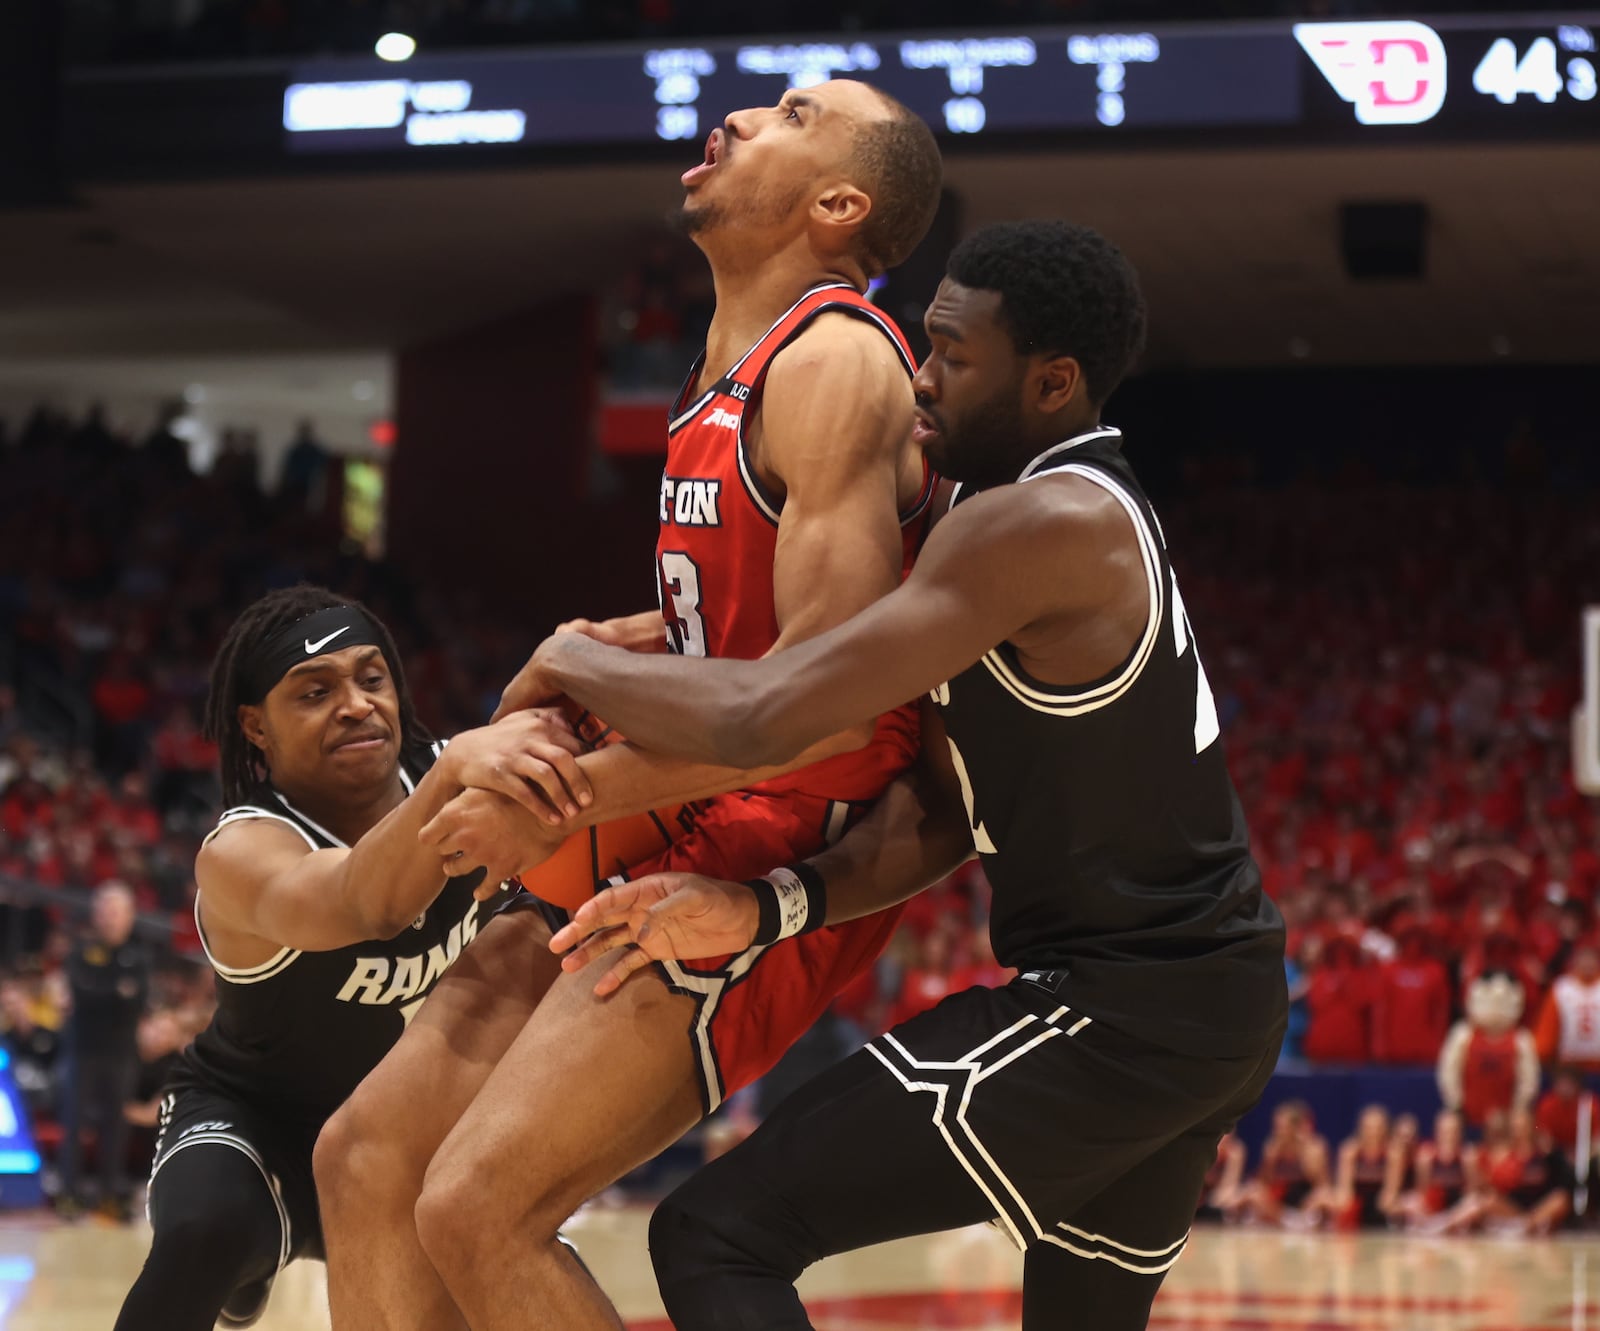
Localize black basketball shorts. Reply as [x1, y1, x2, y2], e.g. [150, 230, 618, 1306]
[147, 1082, 324, 1270]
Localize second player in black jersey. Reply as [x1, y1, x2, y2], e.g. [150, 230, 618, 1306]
[113, 586, 588, 1331]
[525, 220, 1286, 1330]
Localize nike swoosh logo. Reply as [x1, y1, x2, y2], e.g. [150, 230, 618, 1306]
[304, 626, 352, 654]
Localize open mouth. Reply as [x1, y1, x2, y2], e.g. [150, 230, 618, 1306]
[681, 128, 724, 187]
[911, 410, 941, 443]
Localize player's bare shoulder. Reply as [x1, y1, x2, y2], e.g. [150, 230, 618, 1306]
[767, 310, 911, 391]
[195, 816, 315, 917]
[947, 470, 1135, 570]
[755, 311, 914, 469]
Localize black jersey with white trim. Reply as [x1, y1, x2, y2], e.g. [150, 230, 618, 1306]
[172, 742, 509, 1127]
[934, 429, 1285, 1058]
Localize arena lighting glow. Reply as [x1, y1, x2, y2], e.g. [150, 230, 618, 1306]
[375, 32, 417, 62]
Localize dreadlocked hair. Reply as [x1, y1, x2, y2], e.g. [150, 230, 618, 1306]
[204, 584, 436, 807]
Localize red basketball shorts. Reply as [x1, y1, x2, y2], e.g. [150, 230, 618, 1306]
[612, 789, 903, 1114]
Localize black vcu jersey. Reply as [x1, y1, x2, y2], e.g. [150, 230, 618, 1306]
[935, 427, 1286, 1057]
[654, 429, 1290, 1307]
[172, 741, 503, 1124]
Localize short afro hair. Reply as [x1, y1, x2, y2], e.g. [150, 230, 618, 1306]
[946, 220, 1147, 405]
[848, 90, 942, 279]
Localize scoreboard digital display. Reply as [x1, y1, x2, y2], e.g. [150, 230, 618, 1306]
[282, 15, 1599, 153]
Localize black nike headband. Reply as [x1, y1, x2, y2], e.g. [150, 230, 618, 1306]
[238, 606, 389, 704]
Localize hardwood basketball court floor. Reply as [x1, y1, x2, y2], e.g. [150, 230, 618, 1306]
[4, 1204, 1594, 1329]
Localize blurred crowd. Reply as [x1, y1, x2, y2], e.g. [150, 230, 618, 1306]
[1203, 1090, 1599, 1237]
[67, 0, 1550, 64]
[3, 372, 1597, 1217]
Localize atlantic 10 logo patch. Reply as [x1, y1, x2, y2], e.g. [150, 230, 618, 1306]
[1294, 20, 1448, 125]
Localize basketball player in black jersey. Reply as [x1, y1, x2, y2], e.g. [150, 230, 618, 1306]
[526, 220, 1287, 1330]
[113, 586, 586, 1331]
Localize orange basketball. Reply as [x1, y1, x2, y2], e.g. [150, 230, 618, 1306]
[1489, 1153, 1525, 1194]
[513, 711, 697, 912]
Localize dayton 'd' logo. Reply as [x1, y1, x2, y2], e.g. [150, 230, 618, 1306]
[1294, 21, 1448, 126]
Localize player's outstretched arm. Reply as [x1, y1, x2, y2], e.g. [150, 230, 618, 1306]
[549, 706, 977, 995]
[531, 476, 1132, 771]
[198, 712, 587, 953]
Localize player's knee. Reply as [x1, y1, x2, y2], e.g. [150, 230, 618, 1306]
[650, 1171, 809, 1287]
[153, 1191, 274, 1280]
[413, 1151, 491, 1278]
[311, 1103, 358, 1205]
[314, 1090, 412, 1213]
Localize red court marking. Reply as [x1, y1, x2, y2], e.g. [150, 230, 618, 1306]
[628, 1289, 1427, 1331]
[1166, 1290, 1492, 1313]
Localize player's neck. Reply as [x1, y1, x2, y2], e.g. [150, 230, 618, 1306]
[701, 245, 861, 381]
[276, 774, 408, 847]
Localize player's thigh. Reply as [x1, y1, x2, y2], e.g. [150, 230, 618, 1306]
[331, 902, 564, 1160]
[1019, 1047, 1277, 1331]
[423, 945, 705, 1221]
[1022, 1123, 1222, 1330]
[658, 1041, 998, 1270]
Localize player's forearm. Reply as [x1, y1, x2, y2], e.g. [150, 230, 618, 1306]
[323, 758, 474, 937]
[565, 728, 865, 829]
[803, 761, 976, 926]
[539, 630, 860, 771]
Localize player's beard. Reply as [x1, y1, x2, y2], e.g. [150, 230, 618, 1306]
[921, 373, 1031, 487]
[673, 175, 810, 240]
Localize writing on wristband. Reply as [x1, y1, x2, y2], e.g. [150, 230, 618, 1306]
[747, 863, 827, 945]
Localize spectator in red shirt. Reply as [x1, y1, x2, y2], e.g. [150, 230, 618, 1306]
[1, 774, 55, 841]
[1303, 936, 1373, 1064]
[949, 928, 1013, 993]
[1372, 925, 1452, 1064]
[1535, 1065, 1599, 1160]
[891, 929, 962, 1028]
[106, 772, 162, 849]
[91, 650, 154, 775]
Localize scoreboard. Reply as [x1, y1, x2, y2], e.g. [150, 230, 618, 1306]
[281, 15, 1600, 153]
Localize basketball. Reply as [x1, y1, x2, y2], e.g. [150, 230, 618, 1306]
[1489, 1153, 1525, 1195]
[513, 711, 697, 912]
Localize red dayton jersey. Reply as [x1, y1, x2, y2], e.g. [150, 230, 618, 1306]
[657, 282, 933, 804]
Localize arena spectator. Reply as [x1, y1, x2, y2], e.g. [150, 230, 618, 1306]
[890, 929, 964, 1027]
[1535, 1066, 1599, 1161]
[57, 883, 149, 1221]
[1317, 1103, 1396, 1230]
[0, 977, 61, 1122]
[1301, 935, 1373, 1063]
[122, 1007, 189, 1173]
[1401, 1110, 1481, 1233]
[1195, 1133, 1248, 1222]
[1371, 923, 1452, 1064]
[1534, 943, 1600, 1074]
[1239, 1100, 1330, 1229]
[1466, 1108, 1573, 1237]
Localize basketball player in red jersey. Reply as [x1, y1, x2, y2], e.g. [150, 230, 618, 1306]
[314, 80, 942, 1331]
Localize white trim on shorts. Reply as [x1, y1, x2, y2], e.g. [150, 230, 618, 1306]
[865, 1004, 1188, 1270]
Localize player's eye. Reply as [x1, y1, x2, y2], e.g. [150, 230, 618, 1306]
[785, 106, 800, 122]
[301, 689, 327, 702]
[362, 674, 386, 689]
